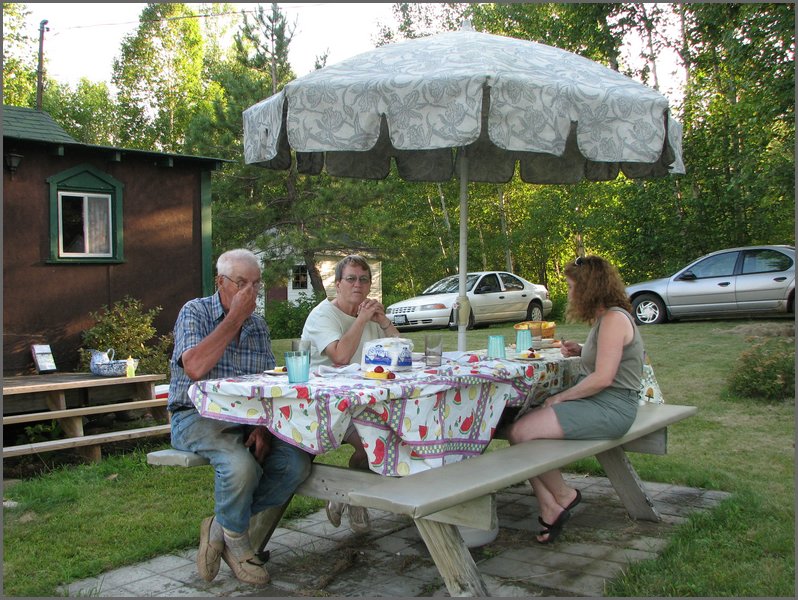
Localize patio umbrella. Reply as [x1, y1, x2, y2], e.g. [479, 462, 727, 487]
[243, 22, 685, 351]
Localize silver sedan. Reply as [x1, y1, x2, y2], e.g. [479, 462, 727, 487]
[386, 271, 552, 331]
[626, 245, 795, 324]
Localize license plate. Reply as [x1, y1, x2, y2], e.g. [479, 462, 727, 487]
[392, 315, 409, 325]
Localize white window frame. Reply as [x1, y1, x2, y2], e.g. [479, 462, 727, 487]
[292, 265, 309, 290]
[57, 191, 114, 258]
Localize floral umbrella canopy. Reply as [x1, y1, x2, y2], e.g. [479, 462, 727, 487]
[243, 22, 684, 350]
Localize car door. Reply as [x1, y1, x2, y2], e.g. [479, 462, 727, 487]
[735, 248, 795, 312]
[665, 250, 739, 317]
[469, 273, 504, 323]
[498, 273, 529, 319]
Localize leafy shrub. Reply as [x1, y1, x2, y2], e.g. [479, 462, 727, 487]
[78, 296, 173, 378]
[16, 420, 63, 445]
[728, 337, 795, 402]
[265, 293, 324, 339]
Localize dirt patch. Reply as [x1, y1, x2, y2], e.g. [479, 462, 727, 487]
[715, 322, 795, 338]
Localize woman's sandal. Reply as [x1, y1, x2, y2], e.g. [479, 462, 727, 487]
[564, 489, 582, 512]
[537, 509, 571, 544]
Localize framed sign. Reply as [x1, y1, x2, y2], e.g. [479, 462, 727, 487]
[31, 344, 57, 373]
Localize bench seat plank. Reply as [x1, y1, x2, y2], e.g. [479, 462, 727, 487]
[349, 404, 696, 518]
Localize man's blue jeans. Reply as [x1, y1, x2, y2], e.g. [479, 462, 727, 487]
[170, 409, 312, 534]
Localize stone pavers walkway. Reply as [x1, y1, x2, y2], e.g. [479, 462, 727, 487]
[59, 475, 730, 597]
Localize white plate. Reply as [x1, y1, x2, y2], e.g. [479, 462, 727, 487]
[263, 369, 288, 376]
[513, 355, 545, 361]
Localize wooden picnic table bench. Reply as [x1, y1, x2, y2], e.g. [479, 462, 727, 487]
[3, 373, 168, 462]
[147, 402, 696, 597]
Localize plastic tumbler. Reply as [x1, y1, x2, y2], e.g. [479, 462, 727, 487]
[285, 350, 310, 383]
[487, 335, 506, 359]
[515, 329, 533, 353]
[424, 333, 443, 367]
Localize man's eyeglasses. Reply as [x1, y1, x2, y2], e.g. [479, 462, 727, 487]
[221, 274, 263, 291]
[342, 275, 371, 285]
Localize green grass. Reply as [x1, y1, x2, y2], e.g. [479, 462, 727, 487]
[2, 318, 794, 596]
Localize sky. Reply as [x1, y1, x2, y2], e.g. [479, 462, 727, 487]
[23, 3, 397, 86]
[21, 2, 683, 104]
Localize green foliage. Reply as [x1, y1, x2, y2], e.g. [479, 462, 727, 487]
[2, 3, 38, 107]
[78, 296, 173, 378]
[42, 79, 119, 145]
[17, 420, 63, 445]
[728, 337, 795, 402]
[264, 293, 324, 340]
[112, 3, 206, 151]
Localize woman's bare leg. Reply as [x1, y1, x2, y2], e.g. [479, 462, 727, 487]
[506, 407, 578, 542]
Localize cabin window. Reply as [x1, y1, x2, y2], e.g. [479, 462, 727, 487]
[292, 265, 308, 289]
[47, 164, 124, 264]
[58, 192, 113, 257]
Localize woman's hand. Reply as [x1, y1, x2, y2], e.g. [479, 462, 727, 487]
[543, 394, 564, 408]
[560, 340, 582, 358]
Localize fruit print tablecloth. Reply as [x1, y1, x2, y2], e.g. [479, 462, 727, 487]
[188, 349, 581, 476]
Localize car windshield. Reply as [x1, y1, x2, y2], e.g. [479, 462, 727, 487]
[422, 274, 479, 294]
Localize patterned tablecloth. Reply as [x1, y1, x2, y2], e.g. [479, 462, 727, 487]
[189, 349, 581, 476]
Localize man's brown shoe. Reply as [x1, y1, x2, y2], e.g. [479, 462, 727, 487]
[221, 546, 270, 585]
[197, 516, 223, 582]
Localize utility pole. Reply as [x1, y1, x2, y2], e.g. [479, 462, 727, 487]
[36, 19, 49, 110]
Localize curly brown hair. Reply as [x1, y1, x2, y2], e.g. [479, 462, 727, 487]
[564, 255, 632, 323]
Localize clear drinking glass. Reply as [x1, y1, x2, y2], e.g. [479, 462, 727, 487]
[424, 333, 443, 367]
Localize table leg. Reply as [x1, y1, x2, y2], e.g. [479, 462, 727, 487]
[596, 446, 661, 522]
[135, 381, 168, 421]
[249, 499, 292, 560]
[414, 517, 490, 597]
[45, 391, 101, 462]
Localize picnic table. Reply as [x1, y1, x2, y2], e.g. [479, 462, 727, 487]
[152, 349, 690, 597]
[187, 348, 581, 476]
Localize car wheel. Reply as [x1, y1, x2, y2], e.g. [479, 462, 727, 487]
[632, 294, 667, 325]
[526, 302, 543, 322]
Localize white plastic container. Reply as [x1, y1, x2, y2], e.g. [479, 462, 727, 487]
[361, 337, 414, 371]
[457, 494, 499, 548]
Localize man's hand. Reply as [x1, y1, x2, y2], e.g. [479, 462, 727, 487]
[244, 426, 272, 463]
[228, 283, 258, 324]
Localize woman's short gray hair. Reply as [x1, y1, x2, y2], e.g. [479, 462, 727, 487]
[217, 249, 261, 276]
[334, 254, 371, 282]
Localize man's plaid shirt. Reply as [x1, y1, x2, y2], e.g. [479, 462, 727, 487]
[167, 292, 276, 411]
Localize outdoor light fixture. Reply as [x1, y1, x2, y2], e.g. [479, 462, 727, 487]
[4, 152, 23, 178]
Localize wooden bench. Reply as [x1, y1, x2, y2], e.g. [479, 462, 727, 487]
[147, 402, 696, 597]
[3, 373, 168, 462]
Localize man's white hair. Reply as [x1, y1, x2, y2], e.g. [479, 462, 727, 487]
[216, 249, 261, 276]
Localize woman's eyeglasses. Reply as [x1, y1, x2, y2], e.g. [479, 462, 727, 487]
[342, 275, 371, 284]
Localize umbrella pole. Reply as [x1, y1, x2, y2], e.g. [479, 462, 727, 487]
[457, 151, 469, 352]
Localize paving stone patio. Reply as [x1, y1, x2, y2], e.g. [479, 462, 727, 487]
[59, 474, 730, 597]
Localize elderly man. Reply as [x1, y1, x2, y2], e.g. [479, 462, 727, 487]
[301, 254, 400, 533]
[167, 249, 311, 585]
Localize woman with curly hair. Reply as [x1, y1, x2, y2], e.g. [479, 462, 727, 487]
[506, 255, 645, 544]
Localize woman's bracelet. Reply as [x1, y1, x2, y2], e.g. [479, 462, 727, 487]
[379, 321, 392, 330]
